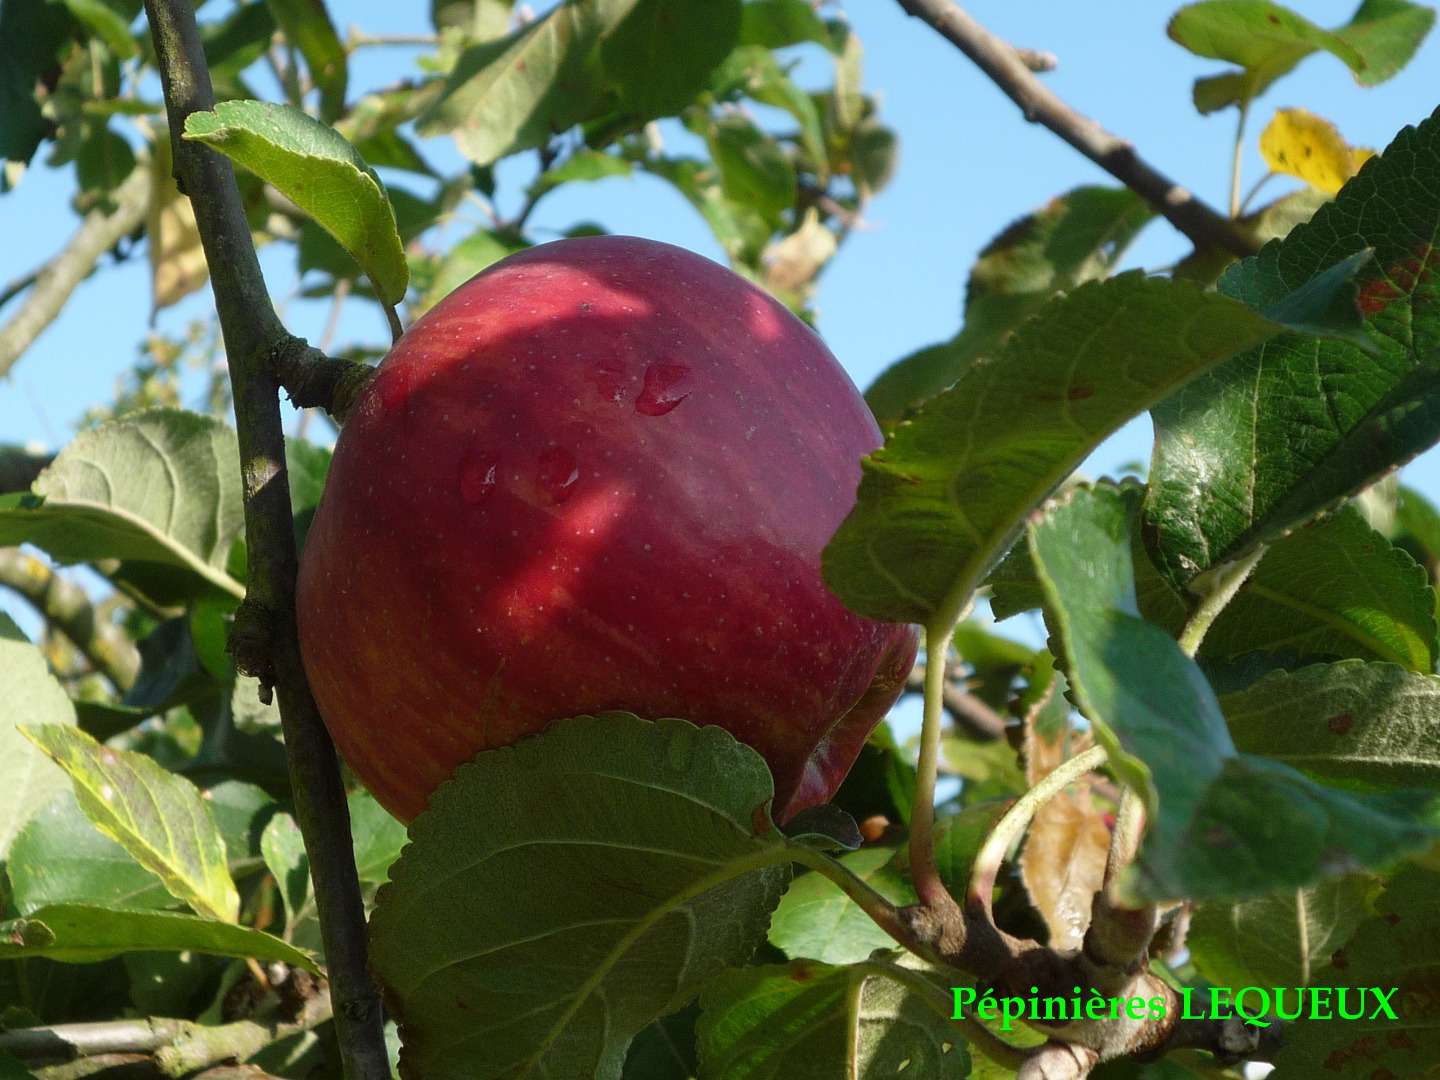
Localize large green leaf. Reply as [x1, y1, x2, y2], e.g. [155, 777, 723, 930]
[265, 0, 347, 120]
[865, 186, 1153, 428]
[0, 410, 244, 599]
[1222, 661, 1440, 788]
[416, 1, 621, 166]
[369, 714, 792, 1080]
[1028, 485, 1435, 902]
[1200, 507, 1438, 670]
[696, 958, 968, 1079]
[0, 614, 76, 859]
[602, 0, 740, 118]
[7, 791, 173, 915]
[184, 100, 408, 304]
[1147, 108, 1440, 587]
[1270, 866, 1440, 1078]
[1169, 0, 1433, 114]
[642, 156, 770, 265]
[20, 725, 240, 923]
[1188, 875, 1372, 989]
[0, 904, 317, 972]
[823, 265, 1366, 629]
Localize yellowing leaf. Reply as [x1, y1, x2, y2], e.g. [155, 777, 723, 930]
[1260, 107, 1367, 195]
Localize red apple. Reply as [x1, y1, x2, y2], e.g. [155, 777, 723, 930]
[296, 235, 917, 823]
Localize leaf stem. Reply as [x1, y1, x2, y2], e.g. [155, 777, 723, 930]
[909, 630, 955, 912]
[968, 744, 1108, 917]
[1176, 544, 1267, 658]
[787, 844, 911, 947]
[1229, 99, 1250, 218]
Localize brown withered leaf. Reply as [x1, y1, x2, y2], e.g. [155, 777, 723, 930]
[148, 138, 209, 314]
[1019, 705, 1109, 950]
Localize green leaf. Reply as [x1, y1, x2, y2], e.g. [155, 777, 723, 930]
[708, 113, 796, 226]
[602, 0, 740, 118]
[780, 804, 862, 852]
[534, 147, 631, 193]
[711, 46, 827, 178]
[60, 0, 137, 61]
[1169, 0, 1432, 114]
[7, 791, 172, 915]
[696, 959, 969, 1079]
[1028, 485, 1436, 902]
[184, 100, 408, 305]
[417, 227, 521, 313]
[0, 0, 76, 176]
[824, 266, 1363, 628]
[1200, 508, 1438, 670]
[20, 725, 240, 922]
[348, 790, 407, 886]
[416, 1, 616, 166]
[1269, 865, 1440, 1078]
[739, 0, 836, 51]
[1147, 108, 1440, 586]
[1222, 661, 1440, 788]
[768, 847, 915, 964]
[261, 812, 319, 949]
[642, 156, 770, 264]
[1188, 875, 1372, 988]
[0, 410, 244, 600]
[264, 0, 348, 120]
[0, 614, 77, 859]
[866, 187, 1154, 428]
[369, 714, 791, 1080]
[624, 1005, 698, 1079]
[1336, 0, 1438, 85]
[0, 904, 318, 972]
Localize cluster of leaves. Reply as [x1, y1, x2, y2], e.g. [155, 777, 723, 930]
[2, 1, 1440, 1079]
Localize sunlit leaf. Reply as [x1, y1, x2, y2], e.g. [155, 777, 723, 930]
[20, 725, 240, 923]
[185, 100, 408, 304]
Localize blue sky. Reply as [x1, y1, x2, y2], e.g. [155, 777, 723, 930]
[3, 0, 1438, 637]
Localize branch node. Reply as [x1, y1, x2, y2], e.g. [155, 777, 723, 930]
[228, 598, 276, 700]
[270, 336, 376, 425]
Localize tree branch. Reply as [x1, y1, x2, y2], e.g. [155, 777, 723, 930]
[0, 165, 152, 379]
[905, 660, 1008, 739]
[142, 4, 388, 1078]
[0, 548, 141, 690]
[895, 0, 1257, 258]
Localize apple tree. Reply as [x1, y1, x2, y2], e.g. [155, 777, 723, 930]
[2, 1, 1440, 1079]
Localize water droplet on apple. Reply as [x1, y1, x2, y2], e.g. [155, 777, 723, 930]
[459, 458, 498, 504]
[635, 362, 690, 416]
[589, 358, 629, 404]
[536, 447, 579, 504]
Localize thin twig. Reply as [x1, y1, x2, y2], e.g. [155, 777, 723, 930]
[895, 0, 1257, 258]
[1176, 545, 1267, 658]
[969, 744, 1108, 917]
[910, 637, 959, 914]
[142, 4, 388, 1078]
[905, 660, 1007, 739]
[0, 549, 140, 690]
[1228, 100, 1250, 218]
[0, 166, 153, 378]
[0, 268, 41, 311]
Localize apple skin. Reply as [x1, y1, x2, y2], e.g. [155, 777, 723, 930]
[296, 235, 917, 823]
